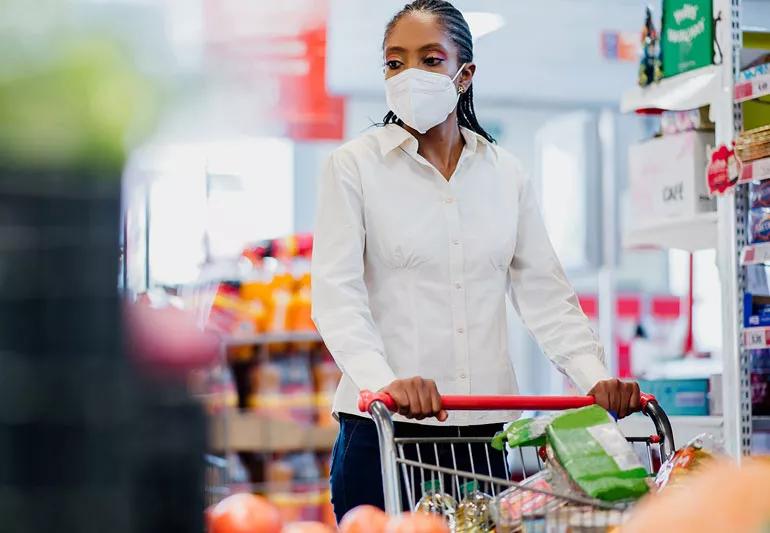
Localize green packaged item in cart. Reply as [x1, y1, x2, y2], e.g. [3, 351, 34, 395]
[491, 415, 553, 451]
[546, 405, 650, 502]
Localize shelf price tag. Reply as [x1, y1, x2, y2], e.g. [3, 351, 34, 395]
[744, 328, 770, 349]
[736, 75, 770, 103]
[738, 157, 770, 185]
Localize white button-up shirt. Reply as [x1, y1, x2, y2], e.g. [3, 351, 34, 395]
[311, 124, 610, 425]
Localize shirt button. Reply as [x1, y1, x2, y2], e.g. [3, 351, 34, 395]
[454, 282, 462, 290]
[460, 373, 467, 379]
[457, 327, 464, 334]
[452, 239, 460, 246]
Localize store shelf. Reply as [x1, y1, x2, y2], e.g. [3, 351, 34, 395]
[620, 65, 721, 113]
[751, 416, 770, 433]
[743, 326, 770, 349]
[754, 416, 770, 432]
[224, 330, 322, 347]
[741, 241, 770, 265]
[623, 212, 718, 251]
[735, 73, 770, 103]
[736, 156, 770, 185]
[209, 410, 338, 452]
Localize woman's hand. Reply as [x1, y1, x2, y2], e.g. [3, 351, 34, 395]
[588, 378, 641, 419]
[381, 377, 448, 421]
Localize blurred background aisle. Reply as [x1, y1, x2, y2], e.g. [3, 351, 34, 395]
[2, 0, 770, 531]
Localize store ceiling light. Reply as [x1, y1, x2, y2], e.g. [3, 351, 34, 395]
[463, 11, 505, 41]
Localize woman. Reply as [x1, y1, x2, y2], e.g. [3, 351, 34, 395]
[311, 0, 640, 520]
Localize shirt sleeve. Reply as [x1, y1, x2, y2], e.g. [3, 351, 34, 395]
[507, 176, 612, 393]
[310, 151, 397, 393]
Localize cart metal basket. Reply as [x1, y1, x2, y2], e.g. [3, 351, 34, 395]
[358, 392, 675, 531]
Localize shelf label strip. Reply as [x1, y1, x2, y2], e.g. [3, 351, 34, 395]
[736, 75, 770, 103]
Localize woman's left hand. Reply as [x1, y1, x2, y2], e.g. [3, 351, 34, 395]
[588, 379, 641, 419]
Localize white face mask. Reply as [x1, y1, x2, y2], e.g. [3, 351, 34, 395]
[385, 64, 466, 134]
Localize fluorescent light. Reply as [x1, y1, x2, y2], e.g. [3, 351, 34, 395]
[463, 11, 505, 41]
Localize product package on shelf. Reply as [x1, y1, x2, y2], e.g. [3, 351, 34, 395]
[628, 130, 716, 228]
[739, 58, 770, 82]
[752, 350, 770, 415]
[265, 452, 334, 526]
[736, 124, 770, 163]
[637, 378, 709, 416]
[660, 107, 714, 135]
[749, 207, 770, 244]
[248, 355, 315, 423]
[312, 345, 342, 427]
[750, 181, 770, 209]
[660, 0, 714, 78]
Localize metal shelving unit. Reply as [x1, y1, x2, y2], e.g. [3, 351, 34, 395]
[209, 410, 337, 452]
[224, 330, 323, 347]
[620, 0, 759, 458]
[718, 0, 754, 457]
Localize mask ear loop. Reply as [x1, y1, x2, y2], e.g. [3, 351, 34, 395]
[452, 63, 467, 94]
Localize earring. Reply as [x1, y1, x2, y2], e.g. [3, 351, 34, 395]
[458, 85, 465, 94]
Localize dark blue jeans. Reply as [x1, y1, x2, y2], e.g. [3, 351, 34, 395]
[330, 414, 506, 522]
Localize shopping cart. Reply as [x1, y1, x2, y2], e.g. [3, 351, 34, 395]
[358, 391, 675, 531]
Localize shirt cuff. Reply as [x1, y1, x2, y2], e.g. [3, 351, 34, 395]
[338, 350, 397, 393]
[562, 353, 613, 394]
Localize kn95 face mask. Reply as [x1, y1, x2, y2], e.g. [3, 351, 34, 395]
[385, 64, 466, 134]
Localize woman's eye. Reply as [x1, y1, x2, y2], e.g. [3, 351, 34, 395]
[424, 57, 444, 67]
[385, 60, 402, 70]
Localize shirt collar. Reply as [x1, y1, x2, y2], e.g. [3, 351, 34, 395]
[376, 124, 487, 157]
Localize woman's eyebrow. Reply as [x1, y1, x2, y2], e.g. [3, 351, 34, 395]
[384, 46, 407, 55]
[419, 43, 447, 53]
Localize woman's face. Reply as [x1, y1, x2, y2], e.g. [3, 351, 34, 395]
[383, 12, 473, 87]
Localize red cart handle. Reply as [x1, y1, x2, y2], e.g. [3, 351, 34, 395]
[357, 390, 656, 414]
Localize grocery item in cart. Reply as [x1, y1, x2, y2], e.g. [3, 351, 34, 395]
[455, 481, 494, 532]
[546, 406, 650, 502]
[544, 505, 625, 533]
[415, 479, 457, 528]
[490, 470, 565, 533]
[543, 444, 590, 501]
[491, 415, 553, 451]
[654, 433, 719, 491]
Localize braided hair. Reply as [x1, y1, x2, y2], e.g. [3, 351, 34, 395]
[382, 0, 495, 143]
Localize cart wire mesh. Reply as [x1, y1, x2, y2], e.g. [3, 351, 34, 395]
[393, 436, 659, 531]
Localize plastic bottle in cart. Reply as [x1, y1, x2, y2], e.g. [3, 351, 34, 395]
[415, 478, 457, 529]
[455, 481, 493, 532]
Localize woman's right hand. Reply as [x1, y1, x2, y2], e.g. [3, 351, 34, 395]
[380, 377, 448, 421]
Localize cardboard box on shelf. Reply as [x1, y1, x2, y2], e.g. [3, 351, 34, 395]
[628, 130, 716, 229]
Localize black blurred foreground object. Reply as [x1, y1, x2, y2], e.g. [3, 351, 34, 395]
[0, 170, 206, 533]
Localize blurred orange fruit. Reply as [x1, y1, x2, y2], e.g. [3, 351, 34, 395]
[208, 493, 282, 533]
[386, 513, 450, 533]
[339, 505, 389, 533]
